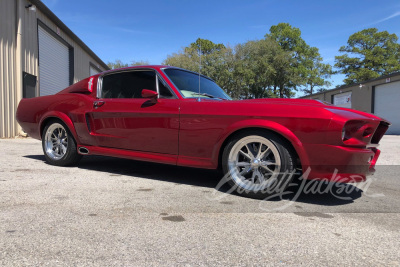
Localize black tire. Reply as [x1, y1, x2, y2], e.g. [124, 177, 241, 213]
[42, 120, 82, 166]
[222, 130, 297, 199]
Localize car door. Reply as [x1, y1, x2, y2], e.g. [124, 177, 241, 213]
[88, 69, 180, 155]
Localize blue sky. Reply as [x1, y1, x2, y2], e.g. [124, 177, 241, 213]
[43, 0, 400, 88]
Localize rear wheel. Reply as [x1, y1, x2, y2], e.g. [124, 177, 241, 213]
[222, 131, 297, 199]
[42, 120, 82, 166]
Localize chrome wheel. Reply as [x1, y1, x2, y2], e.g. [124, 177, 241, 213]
[44, 123, 68, 160]
[228, 136, 281, 191]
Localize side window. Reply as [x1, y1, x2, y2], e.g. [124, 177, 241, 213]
[101, 70, 156, 98]
[158, 77, 174, 98]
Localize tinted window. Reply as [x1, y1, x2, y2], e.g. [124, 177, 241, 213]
[164, 68, 231, 100]
[158, 77, 174, 98]
[102, 71, 156, 98]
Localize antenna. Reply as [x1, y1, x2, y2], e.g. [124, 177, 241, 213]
[198, 41, 201, 102]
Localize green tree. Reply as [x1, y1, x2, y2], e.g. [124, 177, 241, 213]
[233, 39, 297, 99]
[107, 59, 150, 69]
[131, 60, 150, 66]
[107, 59, 129, 69]
[266, 23, 332, 97]
[189, 38, 226, 55]
[335, 28, 400, 85]
[303, 47, 332, 95]
[164, 38, 236, 96]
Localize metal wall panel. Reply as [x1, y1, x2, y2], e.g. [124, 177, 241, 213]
[33, 9, 106, 83]
[0, 0, 17, 138]
[1, 0, 107, 137]
[90, 65, 100, 76]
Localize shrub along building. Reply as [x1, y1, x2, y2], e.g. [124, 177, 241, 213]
[300, 72, 400, 135]
[0, 0, 108, 138]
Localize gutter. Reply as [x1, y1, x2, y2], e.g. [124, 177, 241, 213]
[29, 0, 109, 71]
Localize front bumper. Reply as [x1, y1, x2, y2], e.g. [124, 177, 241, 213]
[302, 144, 380, 183]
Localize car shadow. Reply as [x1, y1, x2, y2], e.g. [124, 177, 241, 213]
[24, 154, 363, 206]
[267, 177, 363, 206]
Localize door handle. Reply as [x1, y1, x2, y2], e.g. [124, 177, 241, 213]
[93, 101, 105, 108]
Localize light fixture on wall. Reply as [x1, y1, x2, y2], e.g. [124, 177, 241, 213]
[25, 4, 36, 12]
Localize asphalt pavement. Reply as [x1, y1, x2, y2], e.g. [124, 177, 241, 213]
[1, 135, 399, 266]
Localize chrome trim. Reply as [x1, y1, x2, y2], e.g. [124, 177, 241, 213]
[366, 144, 380, 148]
[96, 68, 177, 99]
[78, 147, 90, 154]
[156, 73, 178, 99]
[96, 74, 103, 98]
[156, 74, 159, 95]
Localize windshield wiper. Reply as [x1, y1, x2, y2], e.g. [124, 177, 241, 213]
[192, 92, 225, 100]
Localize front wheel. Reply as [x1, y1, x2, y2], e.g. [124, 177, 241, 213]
[42, 120, 82, 166]
[222, 131, 297, 199]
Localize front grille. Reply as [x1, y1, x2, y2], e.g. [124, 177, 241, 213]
[371, 121, 390, 144]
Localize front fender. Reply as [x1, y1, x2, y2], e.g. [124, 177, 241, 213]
[212, 119, 310, 170]
[39, 111, 80, 144]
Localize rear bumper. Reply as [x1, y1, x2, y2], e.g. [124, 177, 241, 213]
[303, 144, 380, 183]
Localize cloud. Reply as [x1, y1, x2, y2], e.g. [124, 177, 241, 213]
[372, 11, 400, 24]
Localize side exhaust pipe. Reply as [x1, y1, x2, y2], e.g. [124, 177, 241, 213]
[78, 147, 89, 155]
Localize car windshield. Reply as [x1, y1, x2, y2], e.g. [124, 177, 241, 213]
[164, 68, 231, 100]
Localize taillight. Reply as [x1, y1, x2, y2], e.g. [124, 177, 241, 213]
[88, 77, 94, 92]
[342, 120, 376, 147]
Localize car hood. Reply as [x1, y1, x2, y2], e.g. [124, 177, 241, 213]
[227, 98, 389, 123]
[236, 98, 328, 107]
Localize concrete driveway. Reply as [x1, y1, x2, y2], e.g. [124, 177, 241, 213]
[1, 136, 399, 266]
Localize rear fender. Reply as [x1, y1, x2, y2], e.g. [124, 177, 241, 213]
[39, 111, 80, 144]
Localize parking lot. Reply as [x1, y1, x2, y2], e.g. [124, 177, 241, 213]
[1, 136, 400, 266]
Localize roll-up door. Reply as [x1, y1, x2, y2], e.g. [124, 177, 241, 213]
[374, 81, 400, 134]
[38, 25, 70, 96]
[90, 65, 100, 76]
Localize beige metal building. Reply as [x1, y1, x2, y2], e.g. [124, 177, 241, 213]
[0, 0, 108, 138]
[301, 72, 400, 134]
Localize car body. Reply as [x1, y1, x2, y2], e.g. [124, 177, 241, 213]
[16, 65, 390, 198]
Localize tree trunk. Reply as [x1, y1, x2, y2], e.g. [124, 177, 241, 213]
[279, 83, 284, 98]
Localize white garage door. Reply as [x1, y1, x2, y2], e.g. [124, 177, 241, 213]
[90, 65, 100, 76]
[374, 81, 400, 134]
[38, 26, 70, 96]
[333, 91, 352, 108]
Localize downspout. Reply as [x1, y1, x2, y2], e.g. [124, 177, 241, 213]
[16, 0, 23, 136]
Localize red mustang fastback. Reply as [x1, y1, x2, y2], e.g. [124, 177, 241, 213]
[16, 66, 390, 198]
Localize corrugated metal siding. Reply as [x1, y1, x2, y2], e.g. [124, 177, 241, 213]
[32, 7, 105, 83]
[38, 25, 70, 96]
[21, 0, 39, 80]
[0, 0, 17, 138]
[0, 0, 107, 137]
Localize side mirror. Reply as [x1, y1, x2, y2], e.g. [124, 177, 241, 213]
[141, 89, 158, 100]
